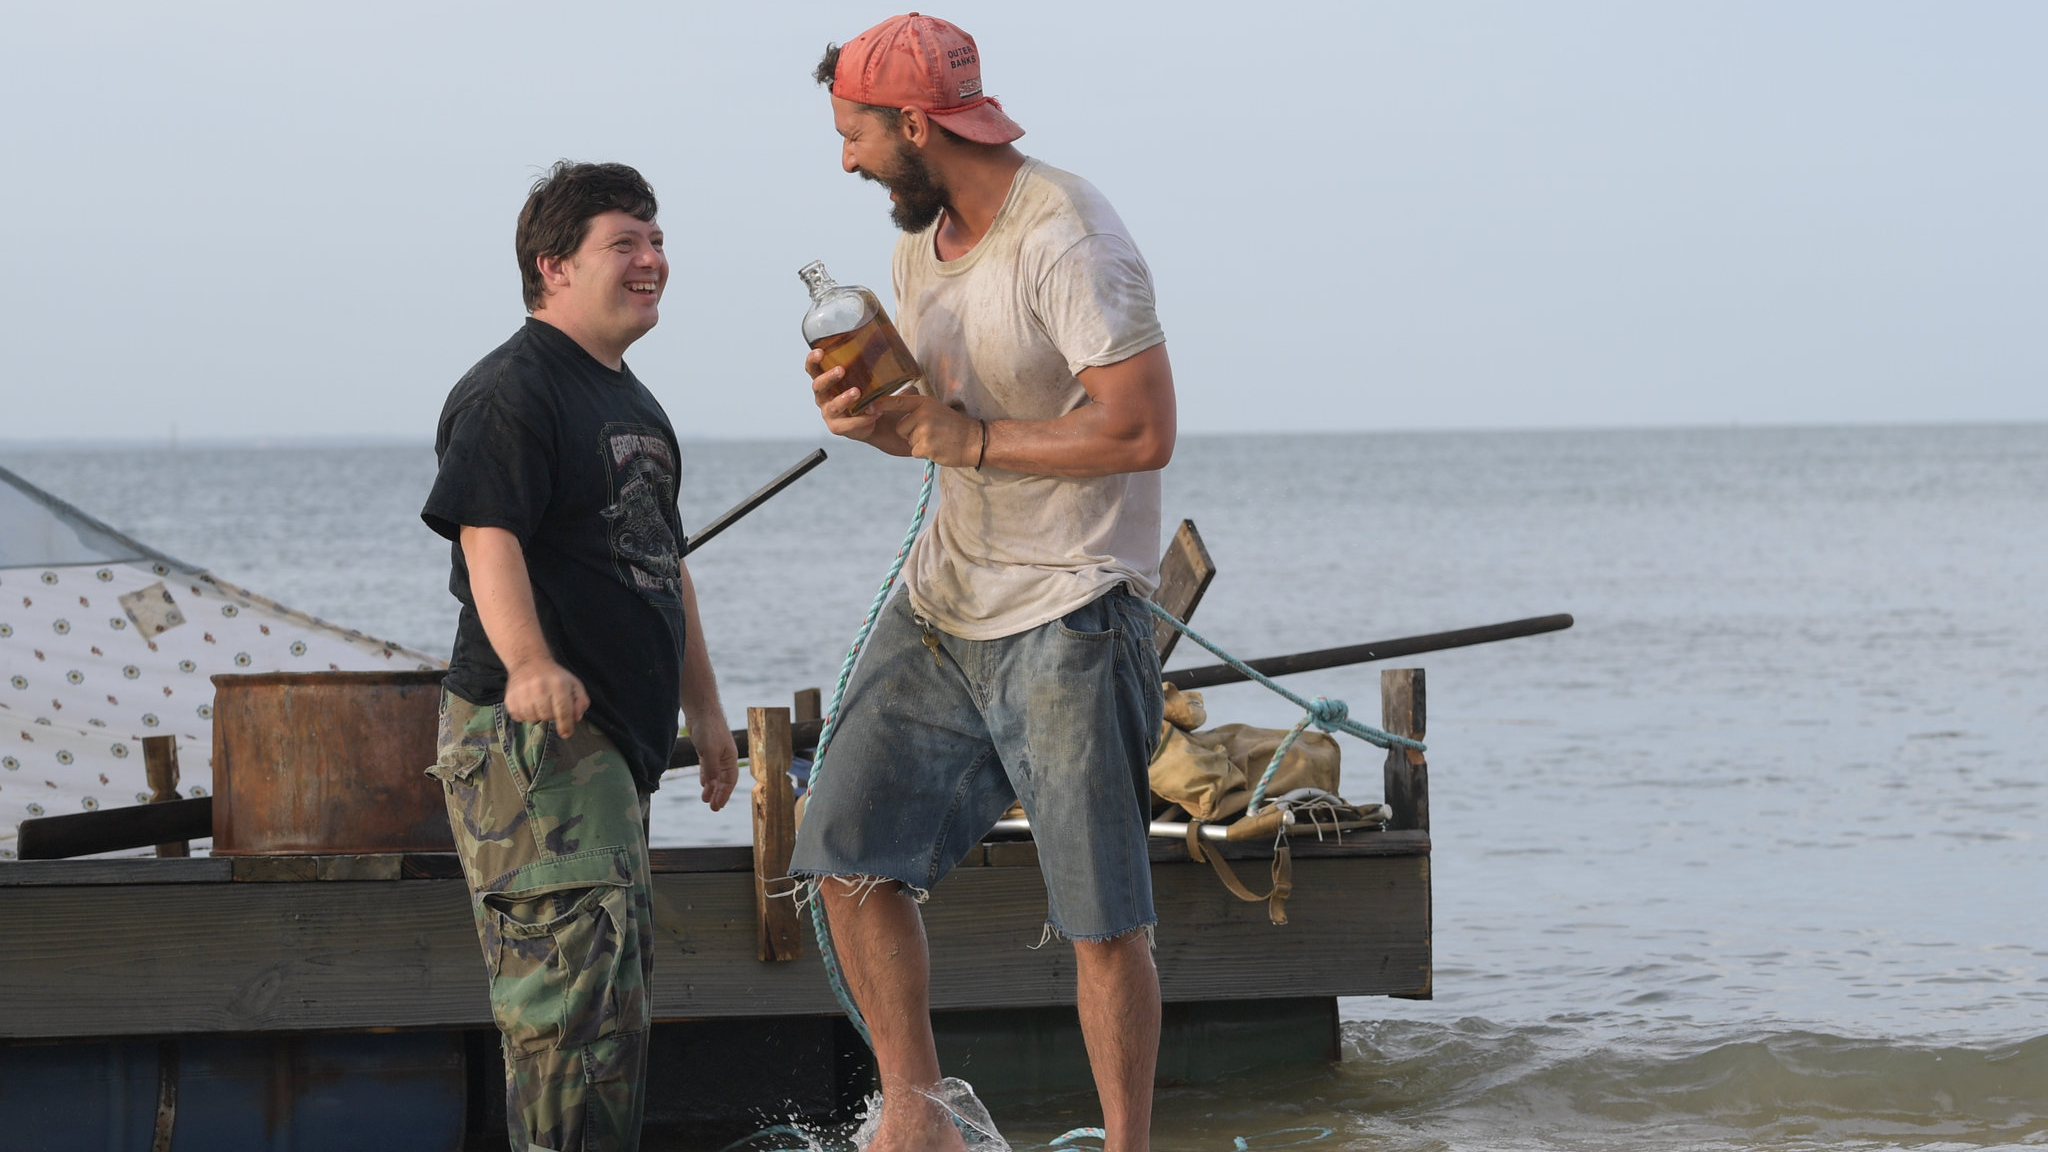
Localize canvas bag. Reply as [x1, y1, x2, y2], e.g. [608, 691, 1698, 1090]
[1148, 686, 1342, 822]
[1147, 684, 1360, 925]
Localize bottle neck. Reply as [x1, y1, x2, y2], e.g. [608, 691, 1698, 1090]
[798, 261, 837, 302]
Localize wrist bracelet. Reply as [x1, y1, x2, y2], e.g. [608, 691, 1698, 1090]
[975, 419, 989, 471]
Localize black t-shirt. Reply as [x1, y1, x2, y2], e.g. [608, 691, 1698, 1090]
[422, 317, 688, 792]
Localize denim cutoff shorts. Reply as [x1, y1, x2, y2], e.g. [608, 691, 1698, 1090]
[789, 585, 1165, 941]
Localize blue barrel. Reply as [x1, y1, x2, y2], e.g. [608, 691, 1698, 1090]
[0, 1031, 465, 1151]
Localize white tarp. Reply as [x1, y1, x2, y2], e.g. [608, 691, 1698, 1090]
[0, 463, 443, 858]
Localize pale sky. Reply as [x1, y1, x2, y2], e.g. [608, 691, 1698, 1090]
[3, 1, 2041, 442]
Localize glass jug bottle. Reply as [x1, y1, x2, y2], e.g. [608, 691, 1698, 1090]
[798, 260, 922, 414]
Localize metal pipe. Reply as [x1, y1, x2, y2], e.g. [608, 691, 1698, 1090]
[989, 816, 1265, 841]
[668, 614, 1572, 769]
[1161, 613, 1574, 691]
[683, 449, 828, 556]
[17, 797, 213, 860]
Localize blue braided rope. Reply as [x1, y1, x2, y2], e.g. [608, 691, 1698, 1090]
[1250, 713, 1320, 816]
[1234, 1128, 1339, 1150]
[804, 458, 938, 1048]
[1143, 600, 1425, 814]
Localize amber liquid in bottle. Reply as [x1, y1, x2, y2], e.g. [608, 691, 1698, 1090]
[799, 260, 922, 413]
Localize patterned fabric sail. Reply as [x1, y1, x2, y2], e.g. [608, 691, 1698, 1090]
[0, 463, 443, 858]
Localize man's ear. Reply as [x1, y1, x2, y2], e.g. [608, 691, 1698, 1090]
[535, 253, 572, 299]
[899, 106, 932, 149]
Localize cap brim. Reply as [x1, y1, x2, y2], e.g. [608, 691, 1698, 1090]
[928, 101, 1025, 146]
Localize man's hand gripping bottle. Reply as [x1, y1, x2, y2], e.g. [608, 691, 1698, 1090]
[799, 260, 923, 414]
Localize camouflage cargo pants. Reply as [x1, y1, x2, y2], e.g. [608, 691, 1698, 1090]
[428, 690, 654, 1152]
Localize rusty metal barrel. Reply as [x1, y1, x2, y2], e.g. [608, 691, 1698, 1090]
[209, 670, 453, 855]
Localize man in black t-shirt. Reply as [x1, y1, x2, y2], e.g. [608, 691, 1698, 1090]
[420, 161, 737, 1152]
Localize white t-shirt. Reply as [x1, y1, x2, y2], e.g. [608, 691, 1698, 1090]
[893, 158, 1167, 640]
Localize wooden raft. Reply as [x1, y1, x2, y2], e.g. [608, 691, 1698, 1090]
[0, 669, 1432, 1041]
[0, 522, 1436, 1041]
[0, 837, 1427, 1040]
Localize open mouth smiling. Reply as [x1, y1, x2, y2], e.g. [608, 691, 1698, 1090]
[627, 281, 660, 296]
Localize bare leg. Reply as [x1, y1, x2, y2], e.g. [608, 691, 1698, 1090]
[1074, 931, 1160, 1152]
[822, 881, 967, 1152]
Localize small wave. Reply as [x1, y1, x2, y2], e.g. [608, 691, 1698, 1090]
[1329, 1019, 2048, 1149]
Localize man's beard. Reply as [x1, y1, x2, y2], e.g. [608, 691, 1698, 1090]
[861, 142, 950, 233]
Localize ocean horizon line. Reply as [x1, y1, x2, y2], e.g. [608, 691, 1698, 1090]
[2, 416, 2043, 454]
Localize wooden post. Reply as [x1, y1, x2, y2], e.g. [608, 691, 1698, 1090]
[1151, 520, 1217, 664]
[792, 688, 822, 725]
[749, 706, 803, 962]
[142, 735, 190, 858]
[1380, 669, 1428, 832]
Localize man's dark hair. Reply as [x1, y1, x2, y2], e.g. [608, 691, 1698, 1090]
[814, 44, 967, 146]
[515, 161, 659, 312]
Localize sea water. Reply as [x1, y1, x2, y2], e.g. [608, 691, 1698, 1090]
[5, 424, 2044, 1150]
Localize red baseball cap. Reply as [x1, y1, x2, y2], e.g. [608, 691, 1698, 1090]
[832, 13, 1025, 145]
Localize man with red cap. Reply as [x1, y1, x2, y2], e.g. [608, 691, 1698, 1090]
[790, 13, 1176, 1152]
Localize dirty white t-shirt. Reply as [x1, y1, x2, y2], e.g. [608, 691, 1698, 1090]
[893, 158, 1166, 640]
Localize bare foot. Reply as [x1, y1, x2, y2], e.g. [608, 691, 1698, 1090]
[856, 1086, 971, 1152]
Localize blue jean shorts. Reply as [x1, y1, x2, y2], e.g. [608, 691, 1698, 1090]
[789, 586, 1165, 942]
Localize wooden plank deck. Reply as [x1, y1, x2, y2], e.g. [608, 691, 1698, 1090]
[0, 835, 1429, 1040]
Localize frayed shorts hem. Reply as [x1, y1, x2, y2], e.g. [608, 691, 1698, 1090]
[1034, 919, 1158, 949]
[790, 870, 933, 907]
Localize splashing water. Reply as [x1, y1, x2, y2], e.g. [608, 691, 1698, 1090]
[847, 1077, 1012, 1150]
[714, 1125, 831, 1152]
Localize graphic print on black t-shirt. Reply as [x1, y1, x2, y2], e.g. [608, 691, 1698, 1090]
[601, 424, 682, 603]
